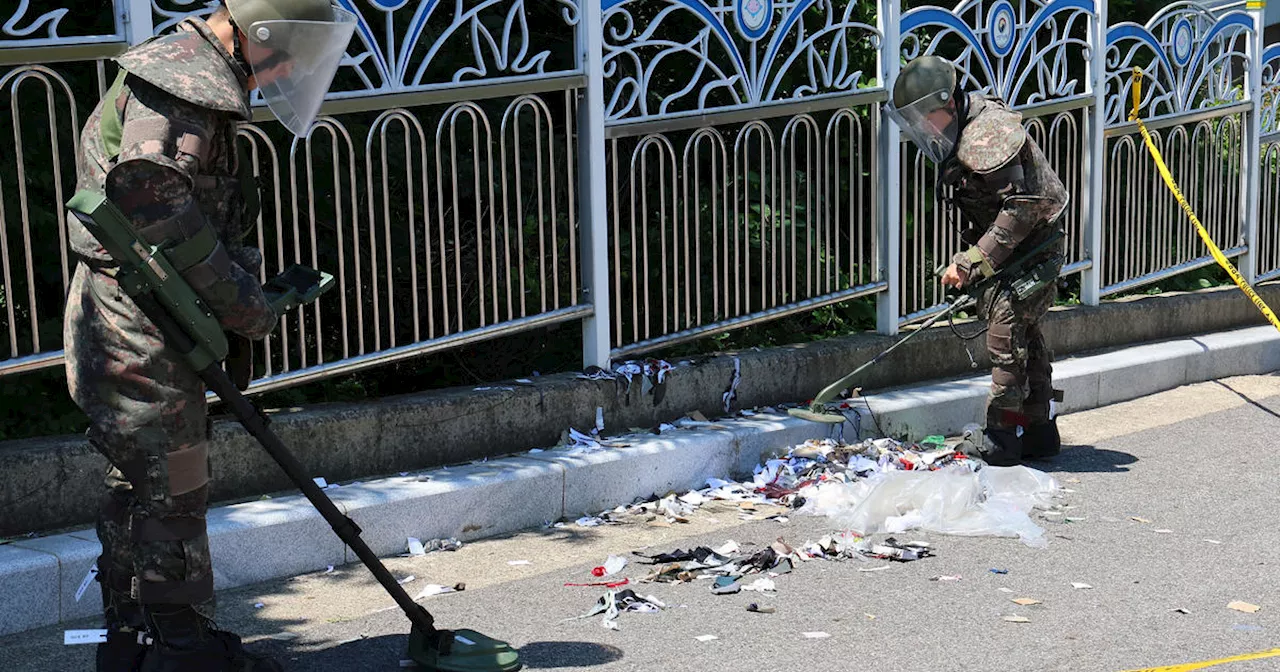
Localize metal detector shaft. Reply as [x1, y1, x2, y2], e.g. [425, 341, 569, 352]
[130, 292, 437, 637]
[809, 294, 976, 406]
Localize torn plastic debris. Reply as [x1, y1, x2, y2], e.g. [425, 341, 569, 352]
[405, 537, 461, 556]
[591, 555, 627, 577]
[415, 583, 465, 599]
[568, 589, 666, 630]
[723, 357, 741, 413]
[806, 461, 1059, 548]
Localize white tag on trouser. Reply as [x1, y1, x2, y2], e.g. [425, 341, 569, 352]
[1049, 399, 1059, 420]
[64, 629, 109, 645]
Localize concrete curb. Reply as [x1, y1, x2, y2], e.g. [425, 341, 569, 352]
[3, 324, 1276, 636]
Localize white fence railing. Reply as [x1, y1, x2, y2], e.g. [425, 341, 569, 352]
[1, 0, 1277, 388]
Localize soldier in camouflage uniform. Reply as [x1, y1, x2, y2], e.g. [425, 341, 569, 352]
[64, 1, 354, 670]
[887, 56, 1068, 466]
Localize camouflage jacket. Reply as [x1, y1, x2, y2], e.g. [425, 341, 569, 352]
[940, 93, 1069, 281]
[67, 17, 276, 339]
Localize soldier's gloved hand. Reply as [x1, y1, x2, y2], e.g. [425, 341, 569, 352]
[941, 262, 970, 290]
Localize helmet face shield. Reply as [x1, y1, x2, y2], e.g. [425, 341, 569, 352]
[885, 88, 958, 164]
[244, 5, 357, 137]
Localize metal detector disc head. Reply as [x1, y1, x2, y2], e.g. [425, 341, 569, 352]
[788, 407, 848, 424]
[408, 628, 521, 672]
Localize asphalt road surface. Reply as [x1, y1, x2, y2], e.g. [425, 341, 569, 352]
[4, 374, 1279, 672]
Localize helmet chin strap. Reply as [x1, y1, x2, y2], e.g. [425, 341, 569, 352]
[227, 18, 254, 82]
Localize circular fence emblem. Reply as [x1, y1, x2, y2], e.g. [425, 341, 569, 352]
[1172, 18, 1194, 66]
[988, 1, 1016, 57]
[736, 0, 773, 41]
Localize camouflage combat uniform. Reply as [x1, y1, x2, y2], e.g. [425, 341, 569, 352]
[63, 16, 276, 635]
[940, 93, 1069, 432]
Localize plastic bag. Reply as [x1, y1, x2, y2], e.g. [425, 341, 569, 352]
[806, 464, 1058, 548]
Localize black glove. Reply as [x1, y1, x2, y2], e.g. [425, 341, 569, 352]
[226, 334, 253, 391]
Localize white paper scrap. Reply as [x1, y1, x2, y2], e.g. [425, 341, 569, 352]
[1154, 529, 1174, 534]
[602, 555, 627, 576]
[715, 540, 740, 556]
[803, 632, 831, 639]
[407, 538, 426, 556]
[1205, 539, 1223, 544]
[75, 564, 99, 602]
[508, 560, 532, 566]
[743, 578, 776, 592]
[312, 477, 328, 489]
[325, 565, 335, 574]
[415, 584, 458, 599]
[254, 602, 264, 609]
[64, 629, 108, 646]
[1072, 582, 1093, 590]
[858, 566, 891, 573]
[694, 635, 718, 642]
[397, 575, 415, 585]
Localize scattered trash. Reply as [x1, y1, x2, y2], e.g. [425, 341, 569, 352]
[313, 477, 328, 489]
[570, 589, 665, 630]
[1205, 539, 1223, 545]
[931, 575, 963, 582]
[802, 632, 831, 639]
[508, 560, 533, 566]
[1071, 582, 1093, 590]
[722, 357, 741, 413]
[742, 578, 777, 593]
[577, 516, 605, 527]
[254, 602, 265, 609]
[868, 538, 933, 562]
[990, 569, 1010, 575]
[397, 575, 415, 585]
[407, 538, 426, 556]
[710, 577, 741, 595]
[858, 566, 892, 573]
[566, 579, 630, 588]
[1229, 601, 1261, 614]
[591, 555, 627, 577]
[1173, 608, 1191, 614]
[695, 634, 719, 642]
[1130, 517, 1152, 524]
[325, 565, 335, 574]
[998, 587, 1015, 593]
[1003, 616, 1031, 623]
[1012, 598, 1041, 606]
[415, 583, 465, 599]
[1153, 529, 1173, 534]
[746, 603, 775, 614]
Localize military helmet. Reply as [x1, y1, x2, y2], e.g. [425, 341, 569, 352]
[886, 56, 961, 164]
[225, 0, 337, 27]
[892, 55, 957, 112]
[222, 0, 357, 137]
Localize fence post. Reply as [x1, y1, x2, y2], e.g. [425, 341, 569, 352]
[122, 0, 155, 44]
[876, 0, 902, 336]
[577, 0, 613, 369]
[1240, 2, 1265, 284]
[1081, 0, 1107, 306]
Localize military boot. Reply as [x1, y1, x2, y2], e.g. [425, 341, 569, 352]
[1021, 397, 1061, 459]
[140, 605, 282, 672]
[959, 427, 1024, 466]
[97, 571, 149, 672]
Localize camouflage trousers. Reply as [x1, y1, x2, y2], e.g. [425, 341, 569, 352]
[64, 262, 215, 630]
[977, 277, 1057, 430]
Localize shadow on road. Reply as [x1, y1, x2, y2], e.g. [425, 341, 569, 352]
[1026, 444, 1138, 473]
[520, 641, 625, 668]
[1215, 381, 1280, 421]
[248, 634, 624, 670]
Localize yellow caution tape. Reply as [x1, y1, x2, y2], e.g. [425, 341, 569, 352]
[1121, 647, 1280, 672]
[1128, 67, 1280, 333]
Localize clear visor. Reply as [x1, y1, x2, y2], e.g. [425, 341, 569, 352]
[884, 89, 958, 164]
[245, 6, 357, 137]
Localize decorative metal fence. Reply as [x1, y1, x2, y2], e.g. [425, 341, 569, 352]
[2, 0, 1279, 391]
